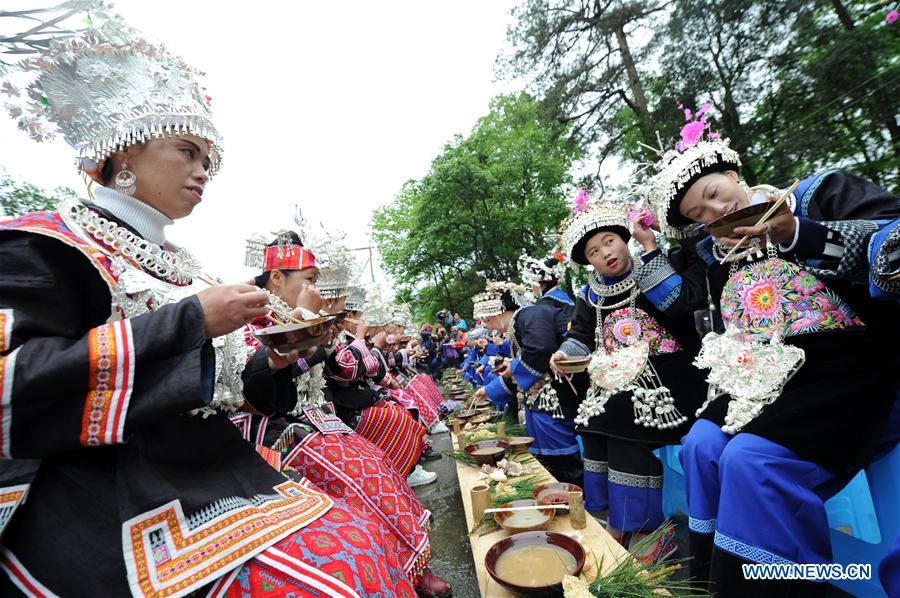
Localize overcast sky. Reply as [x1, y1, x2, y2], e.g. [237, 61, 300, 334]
[0, 0, 520, 283]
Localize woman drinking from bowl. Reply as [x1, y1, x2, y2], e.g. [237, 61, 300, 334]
[0, 6, 415, 595]
[642, 109, 900, 595]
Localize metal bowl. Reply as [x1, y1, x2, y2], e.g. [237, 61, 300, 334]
[252, 316, 334, 354]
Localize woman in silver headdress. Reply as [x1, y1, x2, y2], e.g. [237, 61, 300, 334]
[237, 233, 450, 597]
[548, 192, 704, 563]
[0, 5, 416, 596]
[643, 109, 900, 595]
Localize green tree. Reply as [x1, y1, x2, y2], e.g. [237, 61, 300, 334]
[498, 0, 666, 169]
[752, 0, 900, 191]
[0, 172, 77, 218]
[372, 93, 581, 322]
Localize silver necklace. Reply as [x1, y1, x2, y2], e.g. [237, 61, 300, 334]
[64, 201, 200, 285]
[506, 310, 521, 356]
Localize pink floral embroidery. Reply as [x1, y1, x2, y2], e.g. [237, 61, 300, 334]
[788, 273, 824, 296]
[722, 259, 865, 340]
[603, 308, 682, 355]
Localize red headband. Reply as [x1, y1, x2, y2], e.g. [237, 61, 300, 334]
[264, 244, 316, 272]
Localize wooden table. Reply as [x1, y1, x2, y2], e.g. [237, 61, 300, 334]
[451, 433, 634, 597]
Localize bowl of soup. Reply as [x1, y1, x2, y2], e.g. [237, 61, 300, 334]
[464, 440, 509, 465]
[485, 531, 585, 594]
[533, 482, 583, 507]
[493, 500, 555, 534]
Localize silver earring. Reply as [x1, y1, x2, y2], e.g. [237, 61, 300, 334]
[114, 163, 137, 196]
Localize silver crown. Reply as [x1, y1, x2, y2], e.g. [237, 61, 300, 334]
[344, 286, 367, 312]
[518, 251, 566, 287]
[558, 199, 629, 263]
[1, 1, 223, 175]
[472, 280, 533, 319]
[362, 283, 393, 326]
[313, 232, 358, 299]
[388, 303, 412, 329]
[644, 138, 741, 238]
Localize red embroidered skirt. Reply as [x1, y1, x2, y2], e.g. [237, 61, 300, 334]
[215, 496, 417, 598]
[355, 402, 425, 477]
[284, 432, 431, 581]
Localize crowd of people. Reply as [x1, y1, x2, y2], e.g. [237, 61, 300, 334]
[0, 7, 457, 598]
[443, 131, 900, 594]
[0, 3, 898, 597]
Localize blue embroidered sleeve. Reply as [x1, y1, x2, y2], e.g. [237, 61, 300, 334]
[636, 249, 682, 311]
[509, 356, 542, 393]
[785, 217, 879, 283]
[788, 170, 900, 283]
[868, 219, 900, 299]
[484, 376, 514, 409]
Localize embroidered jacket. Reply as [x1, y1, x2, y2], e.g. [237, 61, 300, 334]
[0, 207, 333, 597]
[483, 288, 581, 418]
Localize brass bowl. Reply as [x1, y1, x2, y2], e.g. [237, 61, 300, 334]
[508, 436, 535, 453]
[253, 316, 335, 353]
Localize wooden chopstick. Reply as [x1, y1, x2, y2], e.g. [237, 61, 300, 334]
[484, 504, 570, 514]
[718, 180, 800, 265]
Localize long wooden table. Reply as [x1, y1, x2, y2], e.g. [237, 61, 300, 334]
[451, 432, 634, 597]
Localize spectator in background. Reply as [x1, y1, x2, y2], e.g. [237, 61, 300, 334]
[453, 313, 468, 331]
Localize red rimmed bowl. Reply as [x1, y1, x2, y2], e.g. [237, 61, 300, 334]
[533, 482, 583, 507]
[485, 531, 586, 595]
[464, 440, 510, 465]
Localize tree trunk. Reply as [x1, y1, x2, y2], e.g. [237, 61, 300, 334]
[829, 0, 855, 30]
[613, 24, 654, 142]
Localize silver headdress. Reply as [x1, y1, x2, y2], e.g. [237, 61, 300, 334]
[313, 232, 359, 300]
[558, 190, 630, 265]
[344, 286, 367, 312]
[518, 251, 566, 287]
[644, 140, 741, 239]
[1, 1, 223, 175]
[472, 280, 533, 319]
[244, 205, 313, 270]
[388, 303, 412, 329]
[642, 105, 740, 238]
[361, 283, 393, 326]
